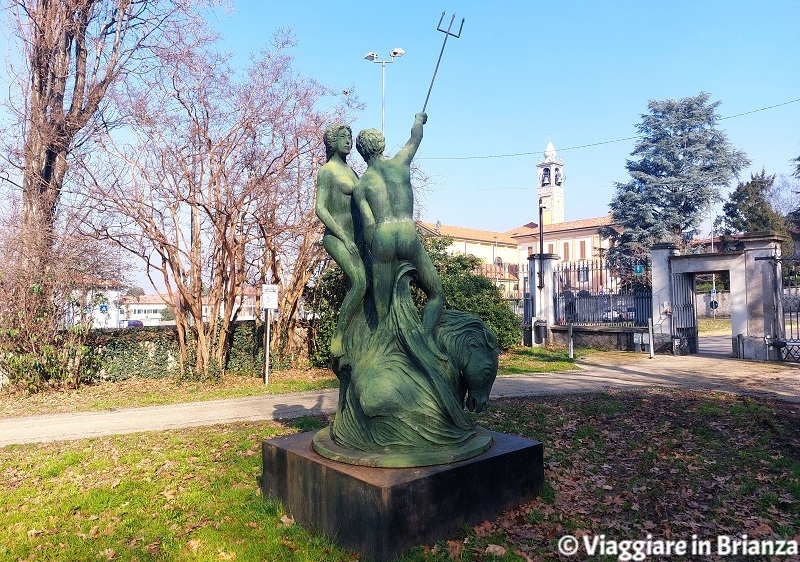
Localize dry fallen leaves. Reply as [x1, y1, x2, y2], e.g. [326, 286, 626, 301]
[145, 541, 161, 557]
[419, 389, 800, 560]
[485, 544, 507, 556]
[96, 548, 116, 560]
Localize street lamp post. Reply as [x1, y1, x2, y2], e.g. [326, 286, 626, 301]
[364, 48, 405, 136]
[493, 236, 498, 287]
[537, 198, 549, 290]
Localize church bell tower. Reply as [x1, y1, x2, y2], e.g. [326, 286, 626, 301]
[536, 138, 564, 225]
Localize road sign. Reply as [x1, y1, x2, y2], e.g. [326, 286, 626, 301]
[633, 264, 644, 276]
[99, 304, 109, 314]
[711, 289, 717, 295]
[710, 300, 718, 310]
[261, 284, 279, 310]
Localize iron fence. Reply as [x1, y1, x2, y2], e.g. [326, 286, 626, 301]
[473, 262, 528, 300]
[670, 272, 698, 354]
[781, 260, 800, 361]
[553, 260, 652, 327]
[504, 298, 524, 318]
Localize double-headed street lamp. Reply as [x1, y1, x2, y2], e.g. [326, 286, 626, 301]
[364, 48, 405, 136]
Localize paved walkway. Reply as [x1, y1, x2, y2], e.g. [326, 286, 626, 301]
[697, 334, 736, 358]
[1, 341, 798, 447]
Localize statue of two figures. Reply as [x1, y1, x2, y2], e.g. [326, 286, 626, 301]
[313, 113, 499, 467]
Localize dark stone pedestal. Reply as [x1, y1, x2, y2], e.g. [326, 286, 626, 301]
[259, 429, 544, 562]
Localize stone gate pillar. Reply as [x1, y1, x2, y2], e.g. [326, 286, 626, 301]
[528, 253, 559, 344]
[739, 232, 784, 361]
[650, 243, 680, 352]
[649, 232, 784, 360]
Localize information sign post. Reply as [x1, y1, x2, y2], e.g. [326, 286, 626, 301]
[261, 284, 279, 385]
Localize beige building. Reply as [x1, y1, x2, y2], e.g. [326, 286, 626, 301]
[521, 138, 615, 263]
[536, 138, 565, 225]
[121, 288, 260, 327]
[417, 222, 523, 297]
[508, 216, 614, 264]
[121, 294, 172, 326]
[421, 140, 617, 298]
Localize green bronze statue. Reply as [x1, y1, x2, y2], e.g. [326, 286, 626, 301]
[314, 124, 366, 358]
[353, 113, 444, 335]
[312, 114, 498, 468]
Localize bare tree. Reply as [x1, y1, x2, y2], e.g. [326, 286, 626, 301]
[81, 30, 355, 378]
[0, 0, 211, 388]
[0, 192, 128, 390]
[768, 174, 800, 218]
[4, 0, 207, 253]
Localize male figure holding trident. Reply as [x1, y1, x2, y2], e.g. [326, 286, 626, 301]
[354, 112, 444, 335]
[352, 12, 462, 336]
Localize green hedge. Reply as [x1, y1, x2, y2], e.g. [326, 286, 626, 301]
[224, 322, 265, 376]
[87, 327, 180, 381]
[1, 322, 273, 391]
[85, 322, 266, 382]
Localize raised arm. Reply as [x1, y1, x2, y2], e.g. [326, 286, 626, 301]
[394, 112, 427, 166]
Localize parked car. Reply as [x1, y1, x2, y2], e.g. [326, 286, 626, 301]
[602, 308, 635, 322]
[126, 320, 144, 328]
[602, 309, 620, 322]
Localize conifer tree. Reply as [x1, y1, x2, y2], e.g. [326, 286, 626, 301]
[603, 92, 749, 268]
[717, 169, 784, 236]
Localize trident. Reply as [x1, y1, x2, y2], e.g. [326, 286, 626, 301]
[422, 12, 465, 112]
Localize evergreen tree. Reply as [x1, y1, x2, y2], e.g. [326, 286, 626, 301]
[717, 169, 785, 236]
[603, 92, 749, 268]
[786, 154, 800, 235]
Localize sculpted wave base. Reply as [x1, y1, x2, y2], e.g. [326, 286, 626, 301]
[311, 425, 493, 468]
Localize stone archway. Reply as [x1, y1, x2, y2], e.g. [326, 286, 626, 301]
[650, 232, 783, 361]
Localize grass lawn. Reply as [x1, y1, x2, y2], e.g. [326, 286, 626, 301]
[0, 347, 576, 419]
[697, 316, 732, 336]
[2, 389, 798, 561]
[498, 346, 580, 376]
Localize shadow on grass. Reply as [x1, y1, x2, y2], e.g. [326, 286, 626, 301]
[269, 395, 331, 433]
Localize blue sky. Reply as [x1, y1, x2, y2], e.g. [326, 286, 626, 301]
[211, 1, 800, 234]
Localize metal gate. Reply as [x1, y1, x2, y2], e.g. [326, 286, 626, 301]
[552, 260, 651, 326]
[671, 272, 697, 354]
[779, 259, 800, 361]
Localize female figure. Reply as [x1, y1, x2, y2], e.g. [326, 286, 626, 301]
[315, 124, 366, 356]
